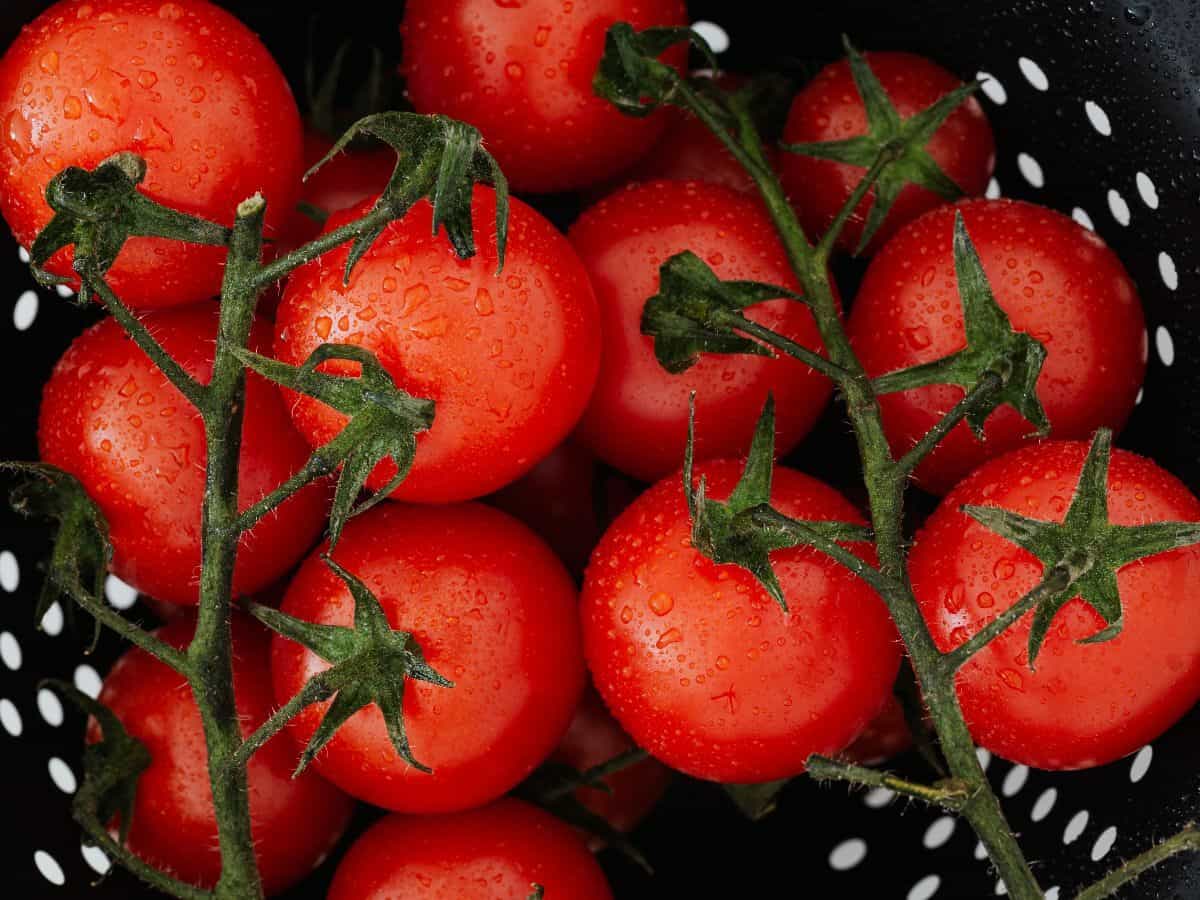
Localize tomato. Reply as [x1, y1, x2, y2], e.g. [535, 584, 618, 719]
[37, 305, 328, 605]
[400, 0, 688, 193]
[779, 52, 994, 254]
[552, 687, 672, 835]
[581, 459, 899, 783]
[848, 199, 1146, 495]
[910, 440, 1200, 770]
[0, 0, 303, 308]
[283, 127, 394, 244]
[570, 180, 832, 483]
[271, 502, 586, 813]
[328, 798, 613, 900]
[844, 694, 912, 767]
[93, 616, 354, 895]
[274, 187, 601, 503]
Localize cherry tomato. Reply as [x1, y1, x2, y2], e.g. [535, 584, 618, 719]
[848, 199, 1146, 495]
[581, 459, 899, 783]
[570, 179, 832, 483]
[328, 798, 613, 900]
[38, 305, 328, 605]
[400, 0, 687, 193]
[0, 0, 303, 308]
[274, 188, 601, 503]
[910, 440, 1200, 769]
[779, 52, 994, 254]
[271, 502, 586, 813]
[844, 694, 912, 767]
[93, 616, 354, 895]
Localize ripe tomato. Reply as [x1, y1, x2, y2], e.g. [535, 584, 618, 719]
[570, 180, 832, 483]
[779, 52, 994, 254]
[849, 199, 1146, 495]
[37, 305, 328, 605]
[400, 0, 687, 193]
[0, 0, 303, 308]
[271, 502, 586, 813]
[93, 616, 354, 895]
[844, 694, 912, 767]
[581, 459, 899, 783]
[328, 798, 613, 900]
[274, 188, 601, 503]
[911, 440, 1200, 769]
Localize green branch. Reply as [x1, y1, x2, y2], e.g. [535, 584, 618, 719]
[807, 755, 969, 811]
[1075, 824, 1200, 900]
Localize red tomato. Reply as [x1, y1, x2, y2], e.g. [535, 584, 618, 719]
[779, 52, 994, 254]
[271, 502, 586, 813]
[0, 0, 303, 308]
[849, 199, 1146, 495]
[911, 440, 1200, 769]
[274, 188, 601, 503]
[552, 688, 672, 834]
[581, 460, 899, 783]
[400, 0, 688, 193]
[570, 180, 832, 483]
[93, 616, 354, 895]
[328, 798, 613, 900]
[37, 305, 328, 605]
[284, 127, 394, 244]
[844, 694, 912, 767]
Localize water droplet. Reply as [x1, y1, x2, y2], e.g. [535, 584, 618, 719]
[473, 287, 494, 316]
[534, 25, 551, 46]
[39, 51, 60, 75]
[620, 606, 633, 623]
[504, 61, 525, 80]
[412, 315, 449, 338]
[656, 627, 683, 649]
[62, 96, 83, 119]
[905, 325, 933, 350]
[5, 111, 35, 162]
[1000, 669, 1024, 690]
[921, 266, 937, 287]
[715, 655, 730, 670]
[993, 559, 1016, 580]
[648, 592, 674, 615]
[137, 70, 158, 89]
[314, 316, 332, 339]
[977, 591, 995, 608]
[945, 582, 966, 613]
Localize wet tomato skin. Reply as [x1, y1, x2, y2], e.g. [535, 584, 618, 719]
[911, 440, 1200, 770]
[582, 460, 899, 783]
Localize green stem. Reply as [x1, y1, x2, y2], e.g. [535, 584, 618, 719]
[748, 506, 890, 594]
[253, 204, 392, 289]
[541, 748, 650, 804]
[725, 314, 847, 380]
[806, 755, 968, 811]
[1075, 824, 1200, 900]
[229, 671, 332, 770]
[895, 372, 1002, 475]
[60, 579, 190, 675]
[813, 149, 895, 265]
[77, 818, 211, 900]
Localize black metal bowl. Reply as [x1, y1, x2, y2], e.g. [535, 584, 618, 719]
[3, 0, 1200, 897]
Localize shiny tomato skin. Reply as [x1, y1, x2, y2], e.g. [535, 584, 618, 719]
[93, 617, 354, 895]
[328, 799, 614, 900]
[0, 0, 303, 308]
[274, 188, 601, 503]
[911, 440, 1200, 770]
[271, 502, 586, 813]
[582, 460, 899, 783]
[37, 305, 328, 605]
[400, 0, 687, 193]
[570, 180, 832, 483]
[849, 199, 1146, 495]
[780, 52, 994, 254]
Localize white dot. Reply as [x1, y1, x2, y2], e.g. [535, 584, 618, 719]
[1, 699, 23, 736]
[1031, 787, 1058, 822]
[977, 72, 1007, 105]
[985, 177, 1002, 199]
[1156, 326, 1175, 366]
[690, 21, 730, 54]
[864, 787, 895, 808]
[41, 602, 64, 637]
[1107, 189, 1131, 226]
[1071, 207, 1096, 231]
[0, 551, 18, 592]
[1159, 252, 1178, 290]
[907, 875, 941, 900]
[34, 850, 65, 886]
[829, 838, 868, 871]
[74, 664, 102, 699]
[13, 290, 38, 331]
[1136, 387, 1145, 406]
[1135, 172, 1159, 209]
[0, 632, 21, 671]
[38, 688, 64, 727]
[55, 284, 74, 299]
[81, 845, 111, 876]
[48, 757, 77, 794]
[1018, 57, 1049, 91]
[18, 246, 31, 264]
[976, 747, 992, 770]
[1045, 889, 1061, 900]
[1016, 153, 1045, 189]
[1130, 745, 1154, 783]
[105, 574, 138, 611]
[1002, 764, 1029, 797]
[1091, 825, 1118, 861]
[974, 840, 988, 860]
[923, 816, 956, 849]
[1085, 100, 1112, 136]
[1064, 809, 1090, 844]
[995, 879, 1008, 896]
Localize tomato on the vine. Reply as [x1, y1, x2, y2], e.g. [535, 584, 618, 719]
[582, 459, 899, 783]
[0, 0, 303, 308]
[38, 305, 329, 605]
[271, 502, 586, 813]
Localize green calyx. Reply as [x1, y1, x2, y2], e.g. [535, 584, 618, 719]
[593, 23, 719, 118]
[527, 886, 545, 900]
[963, 429, 1200, 666]
[722, 779, 790, 822]
[781, 36, 978, 254]
[249, 555, 452, 775]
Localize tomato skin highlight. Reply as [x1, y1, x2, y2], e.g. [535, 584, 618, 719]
[570, 179, 832, 483]
[400, 0, 687, 193]
[582, 460, 899, 783]
[92, 617, 354, 896]
[0, 0, 303, 308]
[849, 198, 1146, 495]
[911, 440, 1200, 770]
[270, 502, 586, 813]
[328, 798, 614, 900]
[274, 188, 601, 503]
[37, 305, 328, 605]
[780, 51, 994, 254]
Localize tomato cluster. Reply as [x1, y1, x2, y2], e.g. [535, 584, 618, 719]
[4, 0, 1198, 897]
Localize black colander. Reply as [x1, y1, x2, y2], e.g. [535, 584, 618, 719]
[3, 0, 1200, 897]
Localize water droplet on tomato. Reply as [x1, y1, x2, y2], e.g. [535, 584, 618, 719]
[648, 592, 674, 615]
[999, 669, 1024, 690]
[656, 628, 683, 649]
[534, 25, 551, 46]
[62, 96, 83, 120]
[39, 51, 60, 76]
[620, 606, 633, 623]
[504, 62, 525, 81]
[904, 325, 933, 350]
